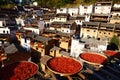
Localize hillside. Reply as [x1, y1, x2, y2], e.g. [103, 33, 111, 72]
[0, 0, 120, 8]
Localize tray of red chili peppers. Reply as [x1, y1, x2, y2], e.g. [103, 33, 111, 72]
[103, 50, 120, 59]
[79, 52, 108, 66]
[47, 56, 83, 76]
[0, 61, 38, 80]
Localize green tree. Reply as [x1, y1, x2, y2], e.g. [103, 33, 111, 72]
[110, 35, 119, 47]
[107, 35, 119, 50]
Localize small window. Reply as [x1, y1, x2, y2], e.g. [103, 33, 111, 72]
[94, 30, 96, 32]
[7, 31, 9, 34]
[41, 49, 43, 52]
[108, 33, 110, 35]
[51, 51, 53, 52]
[3, 30, 5, 33]
[84, 7, 88, 9]
[99, 32, 101, 33]
[104, 32, 106, 34]
[87, 30, 90, 32]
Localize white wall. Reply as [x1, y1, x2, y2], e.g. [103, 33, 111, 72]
[61, 27, 71, 33]
[70, 38, 85, 58]
[68, 8, 79, 16]
[79, 5, 93, 15]
[111, 4, 120, 16]
[0, 27, 10, 34]
[24, 27, 39, 34]
[56, 8, 67, 14]
[94, 6, 112, 14]
[21, 38, 31, 52]
[85, 15, 91, 22]
[75, 20, 83, 25]
[16, 17, 25, 26]
[113, 4, 120, 8]
[0, 21, 3, 27]
[53, 17, 67, 22]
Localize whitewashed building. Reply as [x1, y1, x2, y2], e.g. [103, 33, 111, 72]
[94, 1, 112, 14]
[110, 4, 120, 24]
[53, 13, 70, 22]
[56, 8, 68, 14]
[70, 35, 108, 58]
[0, 27, 10, 34]
[68, 8, 79, 17]
[0, 21, 5, 27]
[111, 4, 120, 16]
[23, 27, 39, 34]
[21, 37, 31, 52]
[79, 5, 93, 15]
[70, 35, 85, 58]
[61, 21, 76, 34]
[15, 17, 25, 27]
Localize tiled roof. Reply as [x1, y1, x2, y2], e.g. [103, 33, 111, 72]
[44, 29, 56, 33]
[83, 22, 100, 26]
[0, 34, 9, 38]
[60, 50, 70, 57]
[50, 46, 61, 51]
[91, 13, 110, 17]
[40, 55, 52, 65]
[26, 32, 37, 38]
[35, 36, 52, 43]
[56, 31, 74, 37]
[4, 43, 18, 54]
[100, 23, 115, 27]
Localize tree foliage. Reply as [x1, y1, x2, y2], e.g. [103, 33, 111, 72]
[0, 0, 120, 8]
[107, 35, 119, 50]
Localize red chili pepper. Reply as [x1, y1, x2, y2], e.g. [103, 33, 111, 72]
[104, 50, 120, 59]
[48, 57, 82, 74]
[0, 61, 38, 80]
[104, 50, 117, 56]
[80, 52, 107, 64]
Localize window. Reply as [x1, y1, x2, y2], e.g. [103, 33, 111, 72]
[41, 49, 43, 52]
[87, 30, 90, 32]
[3, 30, 5, 33]
[94, 30, 96, 32]
[7, 31, 9, 34]
[104, 32, 106, 34]
[99, 32, 101, 33]
[84, 7, 88, 9]
[60, 9, 63, 11]
[108, 33, 110, 35]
